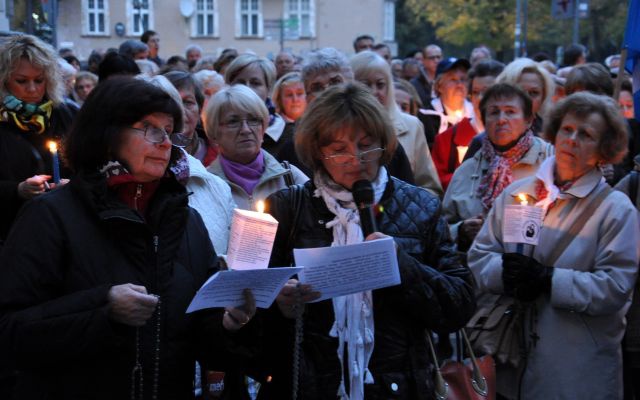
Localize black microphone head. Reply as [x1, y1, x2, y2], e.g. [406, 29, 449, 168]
[352, 179, 375, 206]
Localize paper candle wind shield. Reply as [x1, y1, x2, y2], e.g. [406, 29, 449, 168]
[503, 193, 544, 249]
[226, 205, 279, 270]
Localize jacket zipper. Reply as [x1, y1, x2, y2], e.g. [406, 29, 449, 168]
[134, 184, 143, 211]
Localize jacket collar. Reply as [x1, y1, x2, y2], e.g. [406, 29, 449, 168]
[473, 135, 547, 166]
[208, 149, 289, 190]
[508, 165, 604, 201]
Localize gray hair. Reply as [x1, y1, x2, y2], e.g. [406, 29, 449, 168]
[224, 53, 276, 92]
[185, 44, 203, 56]
[0, 34, 64, 105]
[301, 47, 353, 86]
[119, 40, 148, 59]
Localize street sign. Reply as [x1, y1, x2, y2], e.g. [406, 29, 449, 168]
[552, 0, 589, 20]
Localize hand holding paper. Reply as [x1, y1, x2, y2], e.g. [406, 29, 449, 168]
[276, 279, 321, 319]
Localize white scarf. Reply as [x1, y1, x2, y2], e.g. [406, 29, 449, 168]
[534, 156, 563, 211]
[313, 168, 389, 400]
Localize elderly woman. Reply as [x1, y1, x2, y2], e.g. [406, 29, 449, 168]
[443, 83, 553, 252]
[224, 54, 290, 158]
[204, 84, 308, 211]
[0, 77, 256, 398]
[257, 83, 475, 399]
[164, 70, 218, 166]
[468, 92, 639, 399]
[0, 34, 78, 242]
[351, 51, 442, 196]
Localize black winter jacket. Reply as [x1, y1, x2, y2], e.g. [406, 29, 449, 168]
[0, 171, 254, 399]
[257, 178, 476, 400]
[0, 100, 78, 242]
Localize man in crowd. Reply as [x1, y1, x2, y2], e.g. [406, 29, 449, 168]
[353, 34, 374, 53]
[275, 50, 296, 79]
[141, 30, 164, 67]
[411, 44, 442, 107]
[185, 44, 203, 69]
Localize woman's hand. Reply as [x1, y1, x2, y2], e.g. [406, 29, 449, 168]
[276, 279, 321, 319]
[223, 289, 256, 331]
[458, 216, 484, 250]
[17, 175, 52, 199]
[107, 283, 159, 327]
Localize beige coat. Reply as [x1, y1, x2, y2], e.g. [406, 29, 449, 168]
[442, 136, 553, 243]
[392, 110, 443, 196]
[208, 149, 308, 211]
[468, 168, 640, 399]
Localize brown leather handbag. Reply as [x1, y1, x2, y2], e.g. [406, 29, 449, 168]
[427, 329, 496, 400]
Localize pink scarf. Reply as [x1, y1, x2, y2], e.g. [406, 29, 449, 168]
[477, 131, 534, 210]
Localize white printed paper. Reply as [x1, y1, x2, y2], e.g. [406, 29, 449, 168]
[294, 237, 400, 302]
[226, 208, 279, 270]
[186, 267, 303, 312]
[503, 205, 544, 245]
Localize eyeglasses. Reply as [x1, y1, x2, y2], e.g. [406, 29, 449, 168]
[129, 124, 170, 144]
[323, 147, 384, 165]
[220, 117, 263, 129]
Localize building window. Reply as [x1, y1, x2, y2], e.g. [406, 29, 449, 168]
[128, 0, 153, 36]
[237, 0, 262, 37]
[193, 0, 219, 37]
[383, 0, 395, 42]
[83, 0, 109, 35]
[284, 0, 315, 38]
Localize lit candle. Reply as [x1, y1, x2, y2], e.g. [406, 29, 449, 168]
[256, 200, 265, 214]
[48, 141, 60, 184]
[516, 193, 528, 254]
[518, 193, 528, 206]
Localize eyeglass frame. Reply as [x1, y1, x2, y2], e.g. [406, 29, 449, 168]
[322, 147, 385, 165]
[218, 117, 264, 130]
[128, 124, 170, 144]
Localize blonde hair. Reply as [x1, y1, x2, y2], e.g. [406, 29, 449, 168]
[224, 54, 276, 93]
[350, 51, 397, 112]
[0, 34, 64, 105]
[272, 72, 304, 114]
[203, 84, 269, 141]
[497, 58, 555, 117]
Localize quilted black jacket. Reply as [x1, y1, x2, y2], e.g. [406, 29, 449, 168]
[256, 177, 476, 400]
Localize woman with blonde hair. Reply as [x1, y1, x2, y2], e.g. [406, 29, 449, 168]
[351, 51, 442, 196]
[496, 58, 555, 134]
[0, 34, 78, 242]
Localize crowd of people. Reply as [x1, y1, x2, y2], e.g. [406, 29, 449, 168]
[0, 28, 639, 400]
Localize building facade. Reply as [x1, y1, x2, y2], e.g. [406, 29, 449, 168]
[55, 0, 396, 60]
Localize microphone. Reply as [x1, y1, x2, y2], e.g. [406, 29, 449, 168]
[352, 179, 378, 238]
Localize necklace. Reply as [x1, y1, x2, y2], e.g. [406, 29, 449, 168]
[131, 295, 162, 400]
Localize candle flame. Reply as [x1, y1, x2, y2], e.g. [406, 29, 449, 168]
[518, 193, 528, 206]
[48, 141, 58, 152]
[256, 200, 265, 214]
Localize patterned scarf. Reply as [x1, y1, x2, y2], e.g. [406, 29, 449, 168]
[478, 130, 534, 211]
[100, 147, 191, 186]
[0, 95, 53, 134]
[313, 168, 389, 400]
[219, 151, 265, 195]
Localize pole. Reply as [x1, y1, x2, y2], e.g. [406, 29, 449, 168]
[280, 19, 284, 52]
[515, 0, 521, 59]
[522, 0, 528, 57]
[573, 0, 580, 44]
[614, 49, 628, 101]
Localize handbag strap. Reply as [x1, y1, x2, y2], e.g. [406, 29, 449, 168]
[544, 184, 612, 266]
[281, 160, 295, 187]
[426, 329, 489, 399]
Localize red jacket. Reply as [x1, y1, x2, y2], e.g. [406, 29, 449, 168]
[432, 118, 478, 191]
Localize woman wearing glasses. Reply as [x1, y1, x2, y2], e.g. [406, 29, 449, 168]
[204, 84, 308, 211]
[0, 77, 256, 399]
[256, 83, 475, 399]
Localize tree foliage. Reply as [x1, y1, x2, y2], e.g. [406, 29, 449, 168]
[400, 0, 629, 62]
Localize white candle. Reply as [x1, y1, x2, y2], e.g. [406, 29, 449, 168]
[48, 141, 60, 184]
